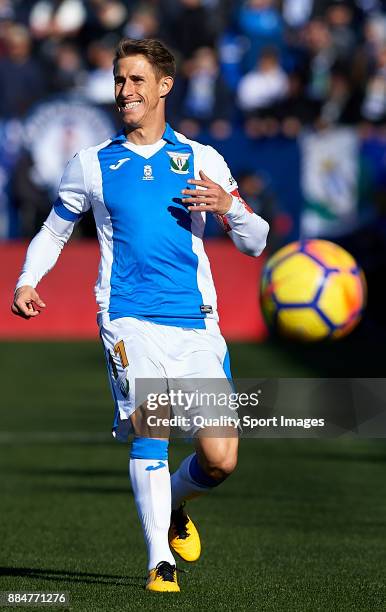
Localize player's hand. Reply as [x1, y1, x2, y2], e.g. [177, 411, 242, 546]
[181, 170, 233, 215]
[11, 286, 46, 319]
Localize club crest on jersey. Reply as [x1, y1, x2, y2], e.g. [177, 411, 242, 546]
[142, 164, 154, 180]
[167, 152, 191, 174]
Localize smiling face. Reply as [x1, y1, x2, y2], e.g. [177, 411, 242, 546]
[114, 54, 173, 131]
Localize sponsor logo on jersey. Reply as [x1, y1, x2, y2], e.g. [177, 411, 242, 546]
[109, 158, 130, 170]
[200, 304, 213, 314]
[143, 164, 154, 180]
[229, 175, 236, 187]
[167, 152, 191, 174]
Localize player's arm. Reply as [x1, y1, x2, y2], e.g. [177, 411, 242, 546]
[12, 212, 77, 318]
[181, 148, 269, 257]
[11, 152, 90, 319]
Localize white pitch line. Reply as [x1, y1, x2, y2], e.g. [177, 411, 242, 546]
[0, 431, 111, 444]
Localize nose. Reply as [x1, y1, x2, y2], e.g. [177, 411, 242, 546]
[120, 79, 136, 99]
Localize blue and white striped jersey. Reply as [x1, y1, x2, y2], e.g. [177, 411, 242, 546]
[17, 124, 269, 329]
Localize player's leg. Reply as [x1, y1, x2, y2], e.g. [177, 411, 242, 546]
[170, 431, 238, 562]
[129, 410, 179, 592]
[168, 324, 237, 562]
[100, 318, 179, 592]
[171, 429, 238, 508]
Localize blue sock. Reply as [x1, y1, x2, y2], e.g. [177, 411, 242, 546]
[171, 453, 224, 510]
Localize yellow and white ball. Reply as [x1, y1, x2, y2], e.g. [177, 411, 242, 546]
[260, 239, 367, 341]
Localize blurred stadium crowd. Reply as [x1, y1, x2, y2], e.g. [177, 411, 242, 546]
[1, 0, 386, 257]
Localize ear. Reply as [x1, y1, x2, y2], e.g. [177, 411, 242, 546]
[159, 76, 174, 99]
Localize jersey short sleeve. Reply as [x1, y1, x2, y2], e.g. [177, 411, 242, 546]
[54, 151, 91, 221]
[201, 145, 238, 194]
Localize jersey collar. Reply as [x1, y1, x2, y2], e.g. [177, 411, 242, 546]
[162, 123, 178, 145]
[111, 123, 177, 145]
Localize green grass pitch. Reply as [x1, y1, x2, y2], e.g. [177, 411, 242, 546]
[1, 341, 386, 611]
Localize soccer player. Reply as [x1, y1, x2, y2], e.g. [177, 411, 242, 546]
[11, 39, 269, 592]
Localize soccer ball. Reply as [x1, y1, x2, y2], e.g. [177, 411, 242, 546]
[260, 239, 367, 341]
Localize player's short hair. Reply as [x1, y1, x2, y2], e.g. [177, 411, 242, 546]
[113, 38, 176, 80]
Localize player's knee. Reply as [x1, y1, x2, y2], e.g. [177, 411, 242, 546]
[198, 437, 238, 480]
[205, 451, 238, 480]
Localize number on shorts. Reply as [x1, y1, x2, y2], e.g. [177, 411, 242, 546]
[114, 339, 129, 368]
